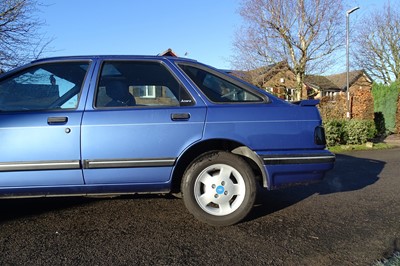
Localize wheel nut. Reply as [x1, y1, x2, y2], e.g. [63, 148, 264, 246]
[214, 194, 219, 198]
[221, 181, 225, 186]
[224, 191, 228, 195]
[212, 184, 216, 189]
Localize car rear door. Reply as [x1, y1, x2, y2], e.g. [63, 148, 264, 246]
[0, 60, 93, 188]
[81, 59, 206, 185]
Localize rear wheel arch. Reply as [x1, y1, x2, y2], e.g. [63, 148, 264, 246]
[231, 146, 268, 188]
[171, 139, 267, 194]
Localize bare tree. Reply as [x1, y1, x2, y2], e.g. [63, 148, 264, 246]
[232, 0, 344, 100]
[0, 0, 51, 70]
[354, 2, 400, 84]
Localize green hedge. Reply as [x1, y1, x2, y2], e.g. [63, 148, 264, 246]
[324, 120, 347, 146]
[345, 120, 377, 144]
[323, 119, 376, 146]
[372, 82, 400, 134]
[374, 112, 386, 136]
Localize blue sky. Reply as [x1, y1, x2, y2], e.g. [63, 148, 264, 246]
[41, 0, 242, 69]
[39, 0, 387, 70]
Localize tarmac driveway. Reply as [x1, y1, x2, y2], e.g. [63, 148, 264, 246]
[0, 148, 399, 265]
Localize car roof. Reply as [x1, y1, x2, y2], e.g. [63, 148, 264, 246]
[31, 55, 198, 64]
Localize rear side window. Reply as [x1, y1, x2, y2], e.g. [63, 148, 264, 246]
[178, 64, 263, 103]
[0, 62, 90, 111]
[95, 61, 194, 108]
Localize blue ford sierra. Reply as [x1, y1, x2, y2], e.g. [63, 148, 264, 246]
[0, 55, 334, 226]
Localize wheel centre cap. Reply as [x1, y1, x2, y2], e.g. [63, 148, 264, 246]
[216, 185, 225, 195]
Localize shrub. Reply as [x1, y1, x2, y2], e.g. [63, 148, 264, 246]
[397, 94, 400, 134]
[374, 112, 386, 136]
[372, 82, 399, 133]
[345, 120, 376, 145]
[323, 120, 347, 146]
[323, 119, 376, 146]
[324, 120, 345, 146]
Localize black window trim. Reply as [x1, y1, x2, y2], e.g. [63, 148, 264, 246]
[93, 59, 196, 110]
[0, 59, 92, 113]
[176, 61, 270, 104]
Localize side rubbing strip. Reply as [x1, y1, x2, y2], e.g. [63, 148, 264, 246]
[0, 160, 81, 172]
[262, 155, 335, 165]
[84, 158, 176, 169]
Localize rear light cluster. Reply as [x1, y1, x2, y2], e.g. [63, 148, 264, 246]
[314, 126, 327, 145]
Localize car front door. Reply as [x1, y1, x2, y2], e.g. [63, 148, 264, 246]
[0, 61, 92, 188]
[81, 60, 206, 186]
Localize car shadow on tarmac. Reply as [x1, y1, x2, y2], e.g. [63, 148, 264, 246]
[0, 197, 98, 223]
[0, 193, 170, 224]
[0, 153, 385, 225]
[248, 153, 385, 221]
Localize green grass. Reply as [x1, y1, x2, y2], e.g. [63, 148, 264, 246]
[374, 252, 400, 266]
[328, 143, 394, 153]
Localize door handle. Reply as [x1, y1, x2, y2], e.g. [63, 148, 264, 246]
[171, 113, 190, 121]
[47, 116, 68, 125]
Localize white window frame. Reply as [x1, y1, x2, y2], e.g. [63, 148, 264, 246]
[140, 85, 156, 98]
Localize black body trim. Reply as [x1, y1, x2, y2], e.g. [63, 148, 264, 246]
[0, 160, 81, 172]
[262, 154, 336, 165]
[0, 158, 177, 172]
[83, 158, 176, 169]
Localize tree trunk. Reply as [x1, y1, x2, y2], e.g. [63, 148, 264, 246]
[295, 71, 306, 101]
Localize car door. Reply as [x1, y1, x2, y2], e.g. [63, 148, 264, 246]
[81, 60, 206, 185]
[0, 60, 92, 188]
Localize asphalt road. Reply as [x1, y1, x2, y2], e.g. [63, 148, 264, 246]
[0, 148, 399, 265]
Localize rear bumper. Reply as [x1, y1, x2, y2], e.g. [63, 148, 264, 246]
[258, 150, 335, 189]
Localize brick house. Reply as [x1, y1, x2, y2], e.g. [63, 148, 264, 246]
[256, 61, 298, 101]
[228, 64, 374, 119]
[158, 48, 178, 57]
[227, 61, 301, 101]
[305, 70, 374, 120]
[305, 70, 373, 99]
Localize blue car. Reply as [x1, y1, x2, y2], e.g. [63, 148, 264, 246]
[0, 55, 334, 226]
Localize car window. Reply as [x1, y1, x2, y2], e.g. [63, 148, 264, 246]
[178, 64, 263, 103]
[95, 61, 194, 108]
[0, 62, 90, 111]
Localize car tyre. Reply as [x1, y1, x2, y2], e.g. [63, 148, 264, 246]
[181, 151, 256, 226]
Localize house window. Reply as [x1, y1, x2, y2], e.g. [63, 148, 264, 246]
[322, 91, 336, 100]
[139, 85, 156, 98]
[285, 88, 295, 101]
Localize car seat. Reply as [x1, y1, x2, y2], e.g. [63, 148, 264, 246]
[105, 80, 136, 107]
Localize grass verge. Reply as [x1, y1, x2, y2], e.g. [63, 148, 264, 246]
[374, 252, 400, 266]
[328, 143, 394, 153]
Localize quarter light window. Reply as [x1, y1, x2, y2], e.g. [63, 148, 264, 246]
[0, 62, 89, 111]
[178, 64, 263, 103]
[95, 61, 194, 108]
